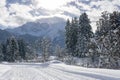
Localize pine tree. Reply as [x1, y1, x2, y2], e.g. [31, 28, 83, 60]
[6, 36, 19, 62]
[95, 11, 111, 68]
[18, 39, 26, 60]
[25, 45, 37, 60]
[88, 37, 100, 67]
[71, 17, 79, 56]
[65, 19, 71, 53]
[41, 37, 51, 62]
[1, 43, 6, 61]
[0, 44, 4, 61]
[6, 38, 12, 62]
[65, 18, 79, 56]
[96, 11, 110, 37]
[104, 11, 120, 68]
[96, 11, 120, 68]
[76, 13, 93, 57]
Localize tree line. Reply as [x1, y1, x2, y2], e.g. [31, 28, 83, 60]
[0, 36, 39, 62]
[0, 35, 65, 62]
[65, 11, 120, 69]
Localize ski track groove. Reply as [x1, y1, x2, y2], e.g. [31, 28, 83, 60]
[36, 66, 93, 80]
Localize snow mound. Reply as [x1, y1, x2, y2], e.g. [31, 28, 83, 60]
[49, 60, 62, 64]
[1, 61, 9, 64]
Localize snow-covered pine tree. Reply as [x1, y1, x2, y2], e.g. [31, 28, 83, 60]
[65, 18, 79, 56]
[96, 11, 120, 68]
[96, 11, 110, 37]
[41, 37, 52, 62]
[1, 43, 6, 61]
[65, 19, 71, 54]
[0, 44, 4, 61]
[95, 11, 110, 68]
[18, 39, 26, 60]
[76, 13, 93, 58]
[88, 37, 99, 67]
[6, 36, 19, 62]
[34, 38, 42, 54]
[103, 11, 120, 68]
[71, 17, 79, 56]
[25, 45, 37, 60]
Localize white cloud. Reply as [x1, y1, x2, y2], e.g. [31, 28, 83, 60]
[9, 3, 32, 13]
[76, 1, 91, 11]
[8, 3, 34, 21]
[59, 5, 81, 16]
[0, 0, 6, 7]
[0, 0, 10, 28]
[0, 0, 120, 31]
[90, 0, 119, 12]
[0, 0, 75, 28]
[31, 0, 74, 10]
[0, 1, 35, 28]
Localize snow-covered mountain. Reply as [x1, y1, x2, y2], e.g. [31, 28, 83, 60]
[6, 18, 66, 47]
[6, 18, 65, 39]
[6, 22, 50, 36]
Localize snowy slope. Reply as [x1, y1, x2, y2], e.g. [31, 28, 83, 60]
[0, 61, 120, 80]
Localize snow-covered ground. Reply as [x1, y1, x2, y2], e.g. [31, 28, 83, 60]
[0, 60, 120, 80]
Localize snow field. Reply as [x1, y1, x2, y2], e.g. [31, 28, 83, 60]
[0, 61, 120, 80]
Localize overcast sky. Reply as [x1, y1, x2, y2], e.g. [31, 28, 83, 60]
[0, 0, 120, 31]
